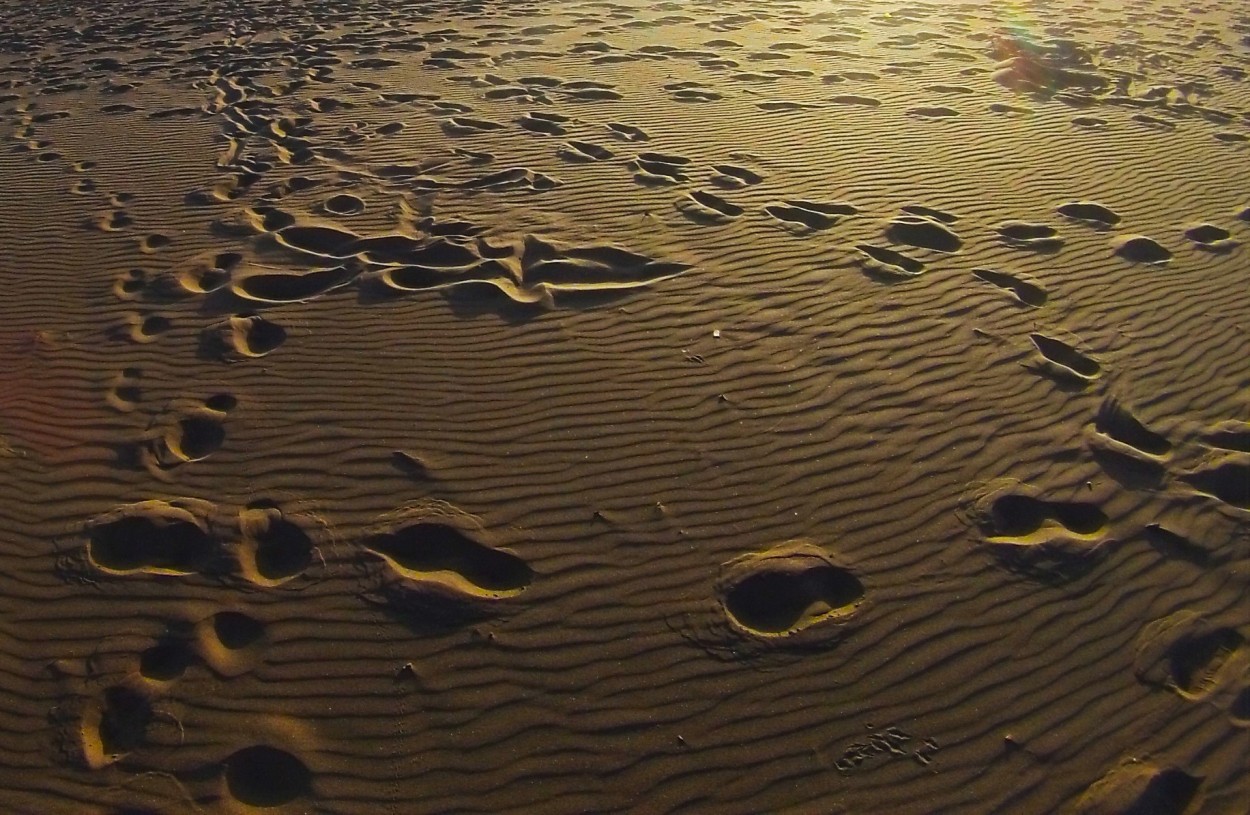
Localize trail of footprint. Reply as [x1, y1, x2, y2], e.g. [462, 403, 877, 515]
[972, 268, 1047, 307]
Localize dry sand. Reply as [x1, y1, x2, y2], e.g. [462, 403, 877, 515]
[0, 0, 1248, 812]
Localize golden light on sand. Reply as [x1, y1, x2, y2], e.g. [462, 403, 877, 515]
[0, 0, 1247, 812]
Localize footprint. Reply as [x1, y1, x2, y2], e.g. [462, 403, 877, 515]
[231, 265, 358, 304]
[363, 508, 532, 621]
[900, 204, 957, 223]
[1181, 458, 1250, 509]
[1131, 113, 1176, 130]
[996, 221, 1063, 252]
[765, 200, 857, 231]
[84, 499, 218, 577]
[140, 400, 233, 475]
[1203, 420, 1250, 453]
[323, 193, 366, 216]
[969, 483, 1111, 579]
[1114, 234, 1172, 264]
[1134, 611, 1245, 701]
[676, 190, 744, 223]
[105, 367, 143, 413]
[151, 251, 239, 299]
[606, 121, 649, 141]
[76, 681, 157, 769]
[1057, 201, 1120, 229]
[1073, 760, 1202, 815]
[855, 244, 925, 279]
[886, 215, 962, 252]
[236, 504, 315, 586]
[223, 746, 312, 809]
[1183, 223, 1237, 252]
[1029, 332, 1101, 385]
[1094, 398, 1171, 457]
[201, 314, 287, 362]
[557, 139, 614, 162]
[139, 635, 195, 683]
[198, 611, 267, 677]
[517, 110, 569, 135]
[139, 233, 171, 253]
[1143, 525, 1219, 567]
[972, 268, 1047, 307]
[631, 156, 688, 184]
[829, 94, 881, 107]
[120, 312, 172, 344]
[907, 106, 960, 118]
[441, 116, 505, 135]
[710, 163, 763, 188]
[715, 542, 864, 640]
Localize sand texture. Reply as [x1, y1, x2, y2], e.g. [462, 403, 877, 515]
[1, 0, 1248, 812]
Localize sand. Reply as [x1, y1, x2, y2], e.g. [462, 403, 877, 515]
[0, 0, 1247, 812]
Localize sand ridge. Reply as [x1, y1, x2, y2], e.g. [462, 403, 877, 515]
[0, 0, 1248, 812]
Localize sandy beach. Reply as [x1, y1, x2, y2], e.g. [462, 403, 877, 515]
[0, 0, 1247, 812]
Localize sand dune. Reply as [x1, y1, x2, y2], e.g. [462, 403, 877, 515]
[0, 0, 1248, 812]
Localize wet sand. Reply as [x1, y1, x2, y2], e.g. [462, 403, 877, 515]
[0, 0, 1248, 812]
